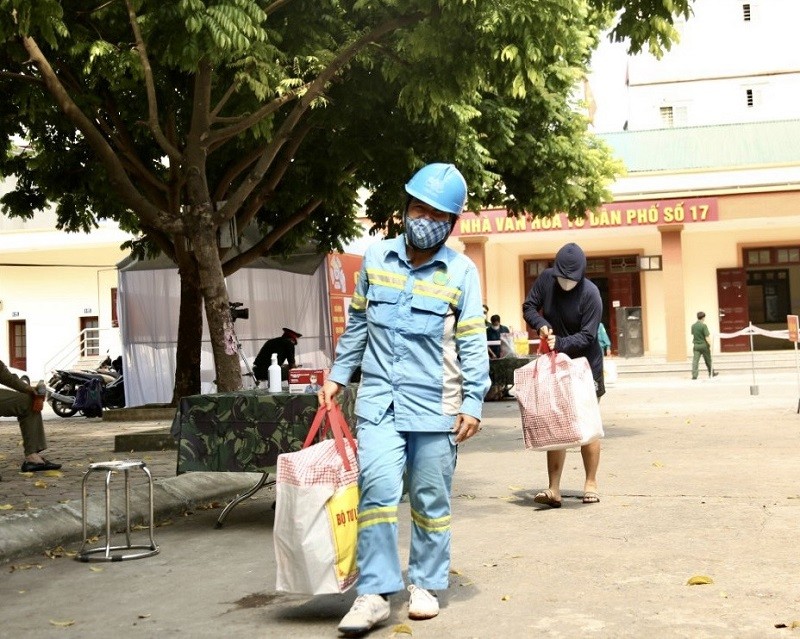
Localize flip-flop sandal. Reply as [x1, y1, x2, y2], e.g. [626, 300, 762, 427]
[533, 489, 562, 508]
[582, 492, 600, 504]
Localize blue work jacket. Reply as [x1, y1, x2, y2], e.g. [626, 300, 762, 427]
[329, 235, 490, 431]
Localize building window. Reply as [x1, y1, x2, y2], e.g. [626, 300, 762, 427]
[746, 248, 771, 265]
[746, 246, 800, 266]
[659, 105, 688, 128]
[742, 3, 751, 21]
[747, 270, 789, 323]
[609, 256, 639, 273]
[638, 255, 662, 271]
[776, 248, 800, 264]
[526, 260, 550, 277]
[585, 258, 606, 275]
[746, 89, 754, 107]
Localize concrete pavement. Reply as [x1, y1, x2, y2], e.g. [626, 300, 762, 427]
[0, 405, 260, 561]
[1, 368, 800, 638]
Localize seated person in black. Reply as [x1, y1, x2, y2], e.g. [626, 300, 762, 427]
[486, 314, 510, 359]
[252, 327, 302, 381]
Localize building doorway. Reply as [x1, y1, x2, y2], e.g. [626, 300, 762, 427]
[8, 320, 26, 371]
[522, 254, 641, 354]
[718, 247, 800, 352]
[80, 316, 100, 358]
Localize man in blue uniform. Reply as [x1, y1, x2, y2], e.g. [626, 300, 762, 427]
[319, 163, 490, 636]
[522, 242, 604, 507]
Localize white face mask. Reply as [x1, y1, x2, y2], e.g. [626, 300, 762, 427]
[557, 277, 578, 291]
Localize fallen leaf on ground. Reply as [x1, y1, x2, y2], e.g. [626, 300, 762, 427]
[652, 461, 664, 468]
[0, 504, 14, 510]
[49, 620, 75, 627]
[686, 575, 714, 585]
[9, 563, 42, 572]
[138, 614, 151, 619]
[19, 472, 33, 477]
[33, 480, 48, 488]
[791, 620, 800, 629]
[389, 623, 413, 636]
[501, 595, 511, 601]
[508, 485, 524, 491]
[449, 568, 462, 575]
[89, 566, 104, 572]
[42, 470, 63, 478]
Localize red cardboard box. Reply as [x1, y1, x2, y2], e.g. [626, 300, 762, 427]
[288, 368, 327, 394]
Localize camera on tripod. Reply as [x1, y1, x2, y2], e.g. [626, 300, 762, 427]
[229, 301, 249, 322]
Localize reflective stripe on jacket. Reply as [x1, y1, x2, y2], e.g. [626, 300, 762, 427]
[329, 235, 490, 431]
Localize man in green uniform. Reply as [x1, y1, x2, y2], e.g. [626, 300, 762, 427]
[691, 311, 718, 379]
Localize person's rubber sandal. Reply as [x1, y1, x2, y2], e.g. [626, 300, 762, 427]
[582, 492, 600, 504]
[533, 489, 562, 508]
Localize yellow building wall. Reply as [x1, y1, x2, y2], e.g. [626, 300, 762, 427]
[456, 188, 800, 358]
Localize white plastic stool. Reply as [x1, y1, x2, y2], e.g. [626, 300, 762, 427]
[77, 460, 159, 562]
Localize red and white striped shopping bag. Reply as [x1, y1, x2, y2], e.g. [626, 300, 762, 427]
[513, 343, 603, 451]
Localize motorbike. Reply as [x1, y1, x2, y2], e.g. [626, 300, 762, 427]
[47, 355, 126, 417]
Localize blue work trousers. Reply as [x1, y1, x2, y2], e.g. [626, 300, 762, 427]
[355, 413, 457, 595]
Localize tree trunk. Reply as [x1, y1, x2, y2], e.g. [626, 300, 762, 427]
[193, 227, 242, 392]
[171, 256, 203, 404]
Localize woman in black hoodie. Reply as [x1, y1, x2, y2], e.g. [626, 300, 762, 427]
[522, 242, 604, 507]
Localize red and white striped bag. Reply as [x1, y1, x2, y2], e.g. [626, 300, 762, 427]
[274, 404, 359, 594]
[513, 342, 603, 451]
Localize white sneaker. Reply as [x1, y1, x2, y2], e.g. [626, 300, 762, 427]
[338, 594, 390, 636]
[407, 584, 439, 620]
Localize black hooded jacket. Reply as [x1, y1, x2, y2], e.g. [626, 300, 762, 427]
[522, 244, 604, 391]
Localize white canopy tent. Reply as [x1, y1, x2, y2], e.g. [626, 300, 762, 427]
[117, 246, 333, 406]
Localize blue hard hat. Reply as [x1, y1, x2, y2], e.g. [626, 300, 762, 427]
[404, 163, 468, 215]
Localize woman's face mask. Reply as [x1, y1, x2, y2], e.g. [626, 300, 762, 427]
[405, 215, 451, 250]
[557, 276, 578, 291]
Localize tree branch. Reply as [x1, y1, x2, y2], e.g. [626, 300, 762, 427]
[214, 11, 425, 226]
[210, 80, 240, 120]
[207, 86, 306, 149]
[0, 70, 44, 86]
[20, 35, 172, 232]
[264, 0, 295, 16]
[212, 145, 265, 203]
[124, 0, 182, 162]
[234, 118, 315, 231]
[222, 198, 322, 275]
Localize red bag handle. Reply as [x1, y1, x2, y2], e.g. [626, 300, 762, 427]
[303, 403, 357, 471]
[536, 334, 558, 373]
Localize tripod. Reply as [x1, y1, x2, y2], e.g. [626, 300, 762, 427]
[229, 322, 260, 388]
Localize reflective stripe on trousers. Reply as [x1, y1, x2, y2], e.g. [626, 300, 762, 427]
[355, 412, 457, 594]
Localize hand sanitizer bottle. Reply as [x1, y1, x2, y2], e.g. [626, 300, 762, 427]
[268, 353, 282, 392]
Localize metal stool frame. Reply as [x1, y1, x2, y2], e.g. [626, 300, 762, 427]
[77, 460, 160, 562]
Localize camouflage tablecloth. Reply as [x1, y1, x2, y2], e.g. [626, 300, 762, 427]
[172, 387, 356, 474]
[486, 356, 536, 400]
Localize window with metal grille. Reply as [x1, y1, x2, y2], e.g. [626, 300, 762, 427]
[746, 89, 754, 107]
[743, 3, 751, 21]
[659, 105, 687, 128]
[659, 106, 674, 127]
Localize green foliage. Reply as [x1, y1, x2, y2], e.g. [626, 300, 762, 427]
[0, 0, 688, 254]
